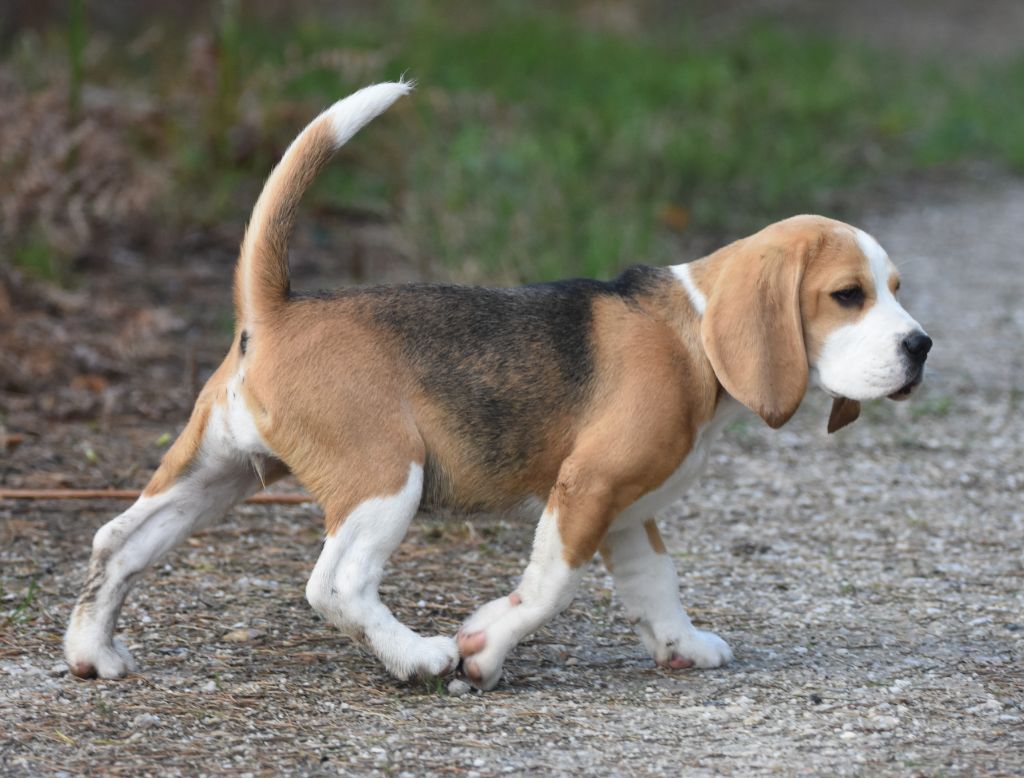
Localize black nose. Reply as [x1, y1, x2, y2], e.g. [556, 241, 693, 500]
[902, 332, 933, 363]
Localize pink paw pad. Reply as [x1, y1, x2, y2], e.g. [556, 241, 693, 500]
[658, 653, 695, 670]
[464, 659, 483, 684]
[457, 630, 486, 656]
[69, 662, 97, 679]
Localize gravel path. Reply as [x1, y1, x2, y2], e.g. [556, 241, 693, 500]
[2, 181, 1022, 776]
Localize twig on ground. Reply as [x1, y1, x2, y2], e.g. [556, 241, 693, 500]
[0, 488, 312, 504]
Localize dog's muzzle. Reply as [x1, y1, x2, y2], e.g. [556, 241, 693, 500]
[890, 330, 932, 400]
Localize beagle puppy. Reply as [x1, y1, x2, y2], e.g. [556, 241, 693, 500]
[65, 82, 931, 690]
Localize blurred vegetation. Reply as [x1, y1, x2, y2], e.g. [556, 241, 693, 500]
[2, 2, 1023, 284]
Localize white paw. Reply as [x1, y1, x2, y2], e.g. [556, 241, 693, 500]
[461, 647, 505, 690]
[459, 594, 518, 636]
[652, 629, 733, 670]
[382, 634, 459, 681]
[412, 635, 460, 679]
[456, 593, 522, 691]
[65, 636, 138, 679]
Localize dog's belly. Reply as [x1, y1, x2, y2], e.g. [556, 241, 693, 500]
[611, 396, 741, 530]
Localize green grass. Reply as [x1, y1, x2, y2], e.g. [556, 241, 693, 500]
[10, 233, 63, 283]
[5, 4, 1024, 283]
[247, 7, 1024, 280]
[2, 576, 40, 626]
[910, 393, 954, 419]
[419, 676, 448, 696]
[255, 14, 919, 279]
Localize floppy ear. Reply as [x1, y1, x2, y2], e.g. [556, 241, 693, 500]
[701, 240, 809, 428]
[828, 397, 860, 433]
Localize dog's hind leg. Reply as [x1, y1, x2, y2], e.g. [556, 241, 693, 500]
[65, 370, 281, 679]
[304, 459, 459, 682]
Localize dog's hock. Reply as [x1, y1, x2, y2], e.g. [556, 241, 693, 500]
[63, 401, 271, 680]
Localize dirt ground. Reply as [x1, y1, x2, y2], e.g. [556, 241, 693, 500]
[2, 165, 1022, 776]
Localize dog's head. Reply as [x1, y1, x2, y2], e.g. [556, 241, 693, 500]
[695, 215, 931, 432]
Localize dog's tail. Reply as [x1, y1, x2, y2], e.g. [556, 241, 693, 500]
[234, 80, 412, 326]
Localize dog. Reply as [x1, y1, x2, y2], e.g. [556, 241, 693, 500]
[64, 81, 931, 690]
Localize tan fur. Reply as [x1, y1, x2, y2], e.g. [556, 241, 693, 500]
[696, 227, 813, 428]
[154, 99, 891, 569]
[236, 120, 337, 324]
[687, 216, 882, 430]
[240, 303, 425, 534]
[828, 397, 861, 433]
[799, 225, 877, 360]
[142, 351, 236, 496]
[150, 213, 887, 561]
[643, 519, 668, 555]
[550, 292, 717, 567]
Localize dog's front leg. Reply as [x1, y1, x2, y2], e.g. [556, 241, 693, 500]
[457, 507, 584, 690]
[600, 518, 732, 670]
[457, 462, 620, 690]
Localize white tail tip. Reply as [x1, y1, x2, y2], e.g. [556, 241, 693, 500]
[326, 80, 414, 148]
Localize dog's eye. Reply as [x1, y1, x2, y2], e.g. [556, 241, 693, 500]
[831, 286, 865, 307]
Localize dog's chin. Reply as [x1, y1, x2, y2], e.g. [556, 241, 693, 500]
[887, 371, 923, 401]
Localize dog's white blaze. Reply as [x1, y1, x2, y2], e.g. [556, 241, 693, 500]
[603, 523, 732, 668]
[815, 229, 926, 400]
[671, 262, 707, 315]
[459, 507, 583, 690]
[304, 462, 458, 681]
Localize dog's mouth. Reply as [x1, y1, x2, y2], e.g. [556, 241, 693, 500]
[888, 370, 923, 401]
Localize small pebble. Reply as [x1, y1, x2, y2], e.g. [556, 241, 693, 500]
[967, 700, 1003, 715]
[448, 679, 471, 697]
[222, 628, 263, 643]
[870, 715, 899, 731]
[132, 713, 161, 729]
